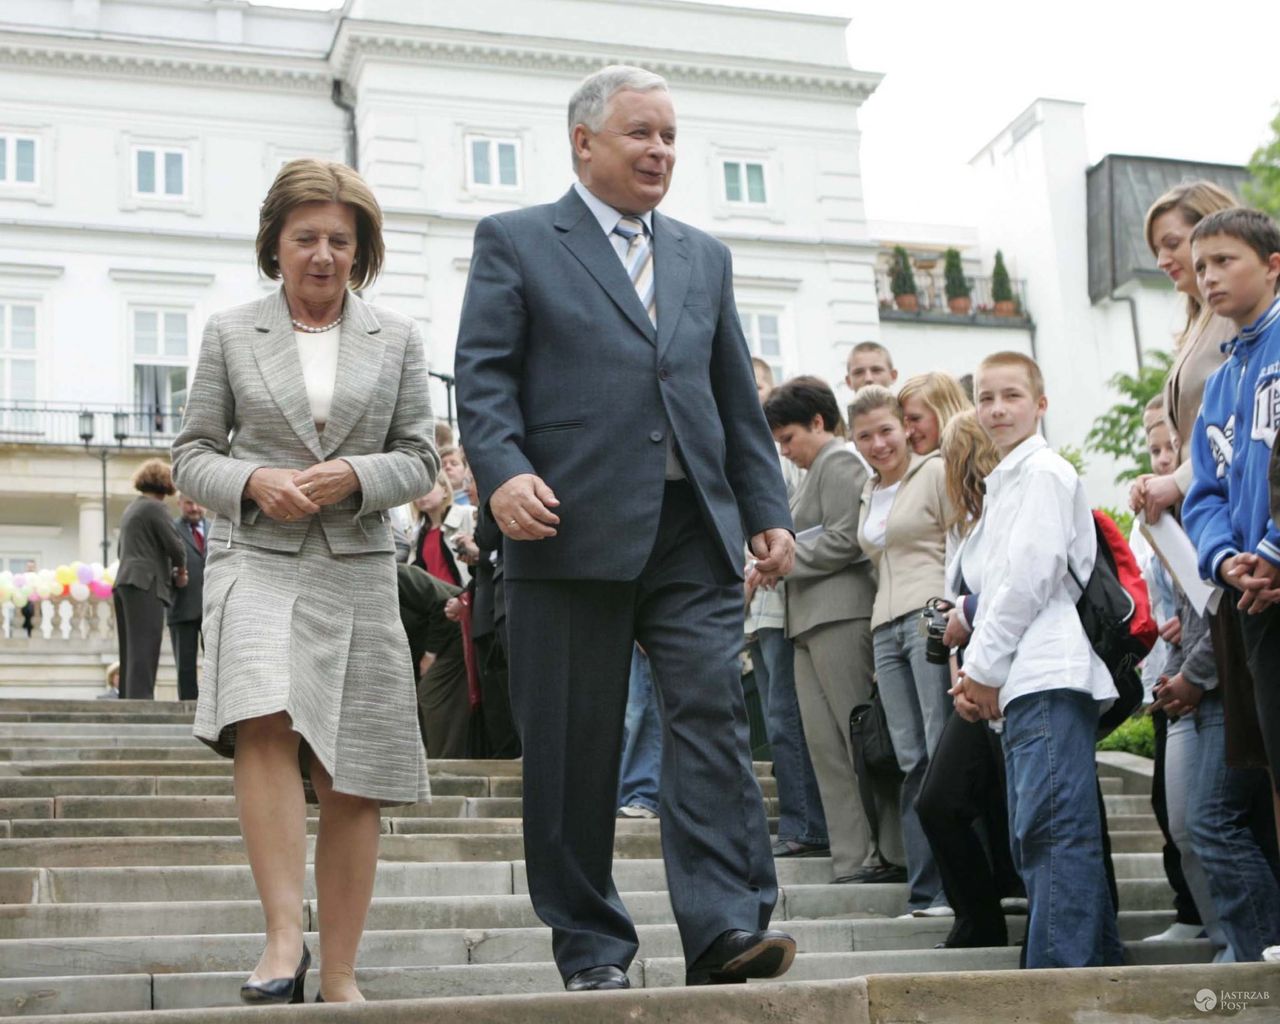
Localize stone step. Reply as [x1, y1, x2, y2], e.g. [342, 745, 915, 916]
[0, 723, 194, 739]
[12, 858, 1175, 909]
[0, 746, 220, 762]
[0, 940, 1213, 1015]
[0, 889, 1178, 940]
[5, 962, 1274, 1024]
[0, 699, 193, 716]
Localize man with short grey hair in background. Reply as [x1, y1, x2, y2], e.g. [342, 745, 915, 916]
[456, 64, 797, 991]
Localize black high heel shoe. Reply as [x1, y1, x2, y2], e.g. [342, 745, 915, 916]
[240, 944, 311, 1005]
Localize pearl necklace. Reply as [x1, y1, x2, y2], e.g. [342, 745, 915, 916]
[291, 315, 342, 334]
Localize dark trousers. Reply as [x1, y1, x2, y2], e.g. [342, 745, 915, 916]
[168, 619, 202, 702]
[1151, 708, 1202, 926]
[114, 584, 165, 700]
[417, 633, 470, 758]
[1238, 603, 1280, 788]
[505, 481, 776, 979]
[917, 712, 1020, 946]
[475, 633, 520, 759]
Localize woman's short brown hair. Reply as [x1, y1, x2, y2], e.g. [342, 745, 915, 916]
[256, 159, 384, 290]
[132, 458, 175, 496]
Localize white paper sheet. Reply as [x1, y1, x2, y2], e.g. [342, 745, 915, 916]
[1139, 514, 1223, 617]
[795, 525, 825, 543]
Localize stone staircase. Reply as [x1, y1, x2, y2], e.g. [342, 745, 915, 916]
[0, 699, 1274, 1022]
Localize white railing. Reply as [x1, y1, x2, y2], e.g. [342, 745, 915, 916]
[0, 600, 116, 641]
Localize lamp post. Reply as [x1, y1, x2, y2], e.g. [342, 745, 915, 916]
[79, 411, 129, 564]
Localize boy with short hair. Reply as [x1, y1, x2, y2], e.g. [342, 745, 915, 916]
[845, 341, 898, 393]
[1182, 210, 1280, 931]
[953, 350, 1122, 967]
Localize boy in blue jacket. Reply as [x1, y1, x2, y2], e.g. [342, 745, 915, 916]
[1183, 208, 1280, 854]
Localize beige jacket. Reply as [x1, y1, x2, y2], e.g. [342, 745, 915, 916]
[783, 439, 876, 639]
[1163, 310, 1236, 495]
[172, 288, 439, 556]
[857, 450, 950, 631]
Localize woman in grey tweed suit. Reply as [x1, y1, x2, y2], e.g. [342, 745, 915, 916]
[172, 160, 438, 1005]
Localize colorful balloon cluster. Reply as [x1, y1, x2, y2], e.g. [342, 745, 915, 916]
[0, 562, 117, 607]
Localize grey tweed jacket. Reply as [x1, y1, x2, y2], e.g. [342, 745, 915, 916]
[172, 288, 438, 555]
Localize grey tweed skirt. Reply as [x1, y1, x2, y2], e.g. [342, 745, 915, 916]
[192, 523, 430, 805]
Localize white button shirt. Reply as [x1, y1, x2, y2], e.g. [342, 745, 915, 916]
[957, 434, 1117, 713]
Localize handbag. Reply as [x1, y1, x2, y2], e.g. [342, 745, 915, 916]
[848, 688, 903, 865]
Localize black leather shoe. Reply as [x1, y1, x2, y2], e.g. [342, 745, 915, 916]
[565, 965, 630, 991]
[833, 862, 907, 885]
[240, 944, 310, 1005]
[685, 928, 796, 986]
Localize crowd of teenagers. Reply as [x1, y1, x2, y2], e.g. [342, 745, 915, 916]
[614, 183, 1280, 968]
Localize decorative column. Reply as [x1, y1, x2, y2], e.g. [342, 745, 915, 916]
[77, 495, 105, 564]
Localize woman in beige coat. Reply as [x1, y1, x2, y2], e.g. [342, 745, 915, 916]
[851, 384, 958, 914]
[172, 160, 438, 1004]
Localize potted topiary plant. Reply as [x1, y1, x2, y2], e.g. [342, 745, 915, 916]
[890, 246, 918, 312]
[943, 248, 971, 315]
[991, 250, 1015, 316]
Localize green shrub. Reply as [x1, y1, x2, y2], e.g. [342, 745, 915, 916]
[1096, 713, 1154, 759]
[944, 248, 971, 300]
[890, 246, 917, 297]
[991, 250, 1013, 303]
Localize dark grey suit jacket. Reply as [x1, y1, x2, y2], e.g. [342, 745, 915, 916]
[455, 187, 791, 581]
[114, 497, 187, 607]
[167, 517, 206, 624]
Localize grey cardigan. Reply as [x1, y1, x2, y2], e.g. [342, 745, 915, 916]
[172, 288, 438, 555]
[784, 439, 876, 638]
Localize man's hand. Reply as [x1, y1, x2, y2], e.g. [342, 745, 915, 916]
[956, 670, 1002, 721]
[745, 528, 795, 590]
[943, 607, 971, 649]
[491, 474, 560, 541]
[1234, 555, 1280, 614]
[453, 533, 480, 565]
[292, 459, 360, 508]
[1143, 476, 1182, 524]
[1158, 616, 1182, 646]
[1150, 673, 1202, 718]
[245, 467, 321, 523]
[173, 568, 189, 589]
[444, 597, 463, 622]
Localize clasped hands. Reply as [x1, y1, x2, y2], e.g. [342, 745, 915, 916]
[1221, 552, 1280, 614]
[246, 461, 359, 523]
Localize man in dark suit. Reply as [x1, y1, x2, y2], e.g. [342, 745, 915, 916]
[455, 65, 796, 992]
[167, 495, 206, 701]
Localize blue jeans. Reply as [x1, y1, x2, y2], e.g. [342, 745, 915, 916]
[749, 628, 828, 846]
[617, 647, 662, 813]
[873, 612, 951, 909]
[1002, 689, 1123, 968]
[1187, 692, 1280, 961]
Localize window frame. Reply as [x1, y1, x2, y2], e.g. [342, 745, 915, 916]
[0, 133, 39, 187]
[722, 159, 769, 206]
[127, 304, 192, 435]
[130, 145, 188, 201]
[738, 306, 792, 385]
[464, 134, 523, 192]
[710, 146, 782, 223]
[119, 133, 201, 215]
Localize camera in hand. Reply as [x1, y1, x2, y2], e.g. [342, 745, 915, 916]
[918, 597, 954, 665]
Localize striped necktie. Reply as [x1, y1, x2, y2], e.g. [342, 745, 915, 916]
[613, 217, 656, 327]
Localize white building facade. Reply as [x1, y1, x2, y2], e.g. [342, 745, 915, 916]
[0, 0, 885, 569]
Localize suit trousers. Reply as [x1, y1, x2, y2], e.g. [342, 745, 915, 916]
[792, 618, 903, 879]
[114, 584, 166, 701]
[417, 633, 470, 759]
[168, 620, 202, 701]
[504, 481, 777, 980]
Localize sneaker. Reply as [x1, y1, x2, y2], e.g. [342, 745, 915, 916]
[771, 839, 830, 858]
[912, 905, 955, 918]
[999, 897, 1029, 915]
[617, 804, 658, 819]
[1261, 945, 1280, 962]
[1141, 922, 1205, 942]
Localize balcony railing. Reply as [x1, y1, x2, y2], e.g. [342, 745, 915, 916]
[0, 402, 183, 450]
[874, 269, 1033, 325]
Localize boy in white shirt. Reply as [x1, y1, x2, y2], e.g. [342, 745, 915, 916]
[952, 351, 1122, 968]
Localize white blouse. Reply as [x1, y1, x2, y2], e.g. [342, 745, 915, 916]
[294, 325, 340, 430]
[862, 480, 900, 550]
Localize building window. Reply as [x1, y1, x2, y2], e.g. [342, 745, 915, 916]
[723, 161, 767, 205]
[133, 146, 186, 198]
[0, 302, 37, 429]
[0, 135, 37, 185]
[742, 310, 783, 383]
[467, 137, 520, 189]
[131, 308, 189, 434]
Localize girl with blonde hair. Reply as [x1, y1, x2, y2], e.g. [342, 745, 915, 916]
[897, 372, 972, 457]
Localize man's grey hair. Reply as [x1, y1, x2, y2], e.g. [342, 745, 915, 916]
[567, 65, 669, 168]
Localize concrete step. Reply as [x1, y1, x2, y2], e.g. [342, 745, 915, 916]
[0, 746, 219, 761]
[0, 939, 1214, 1014]
[4, 963, 1275, 1024]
